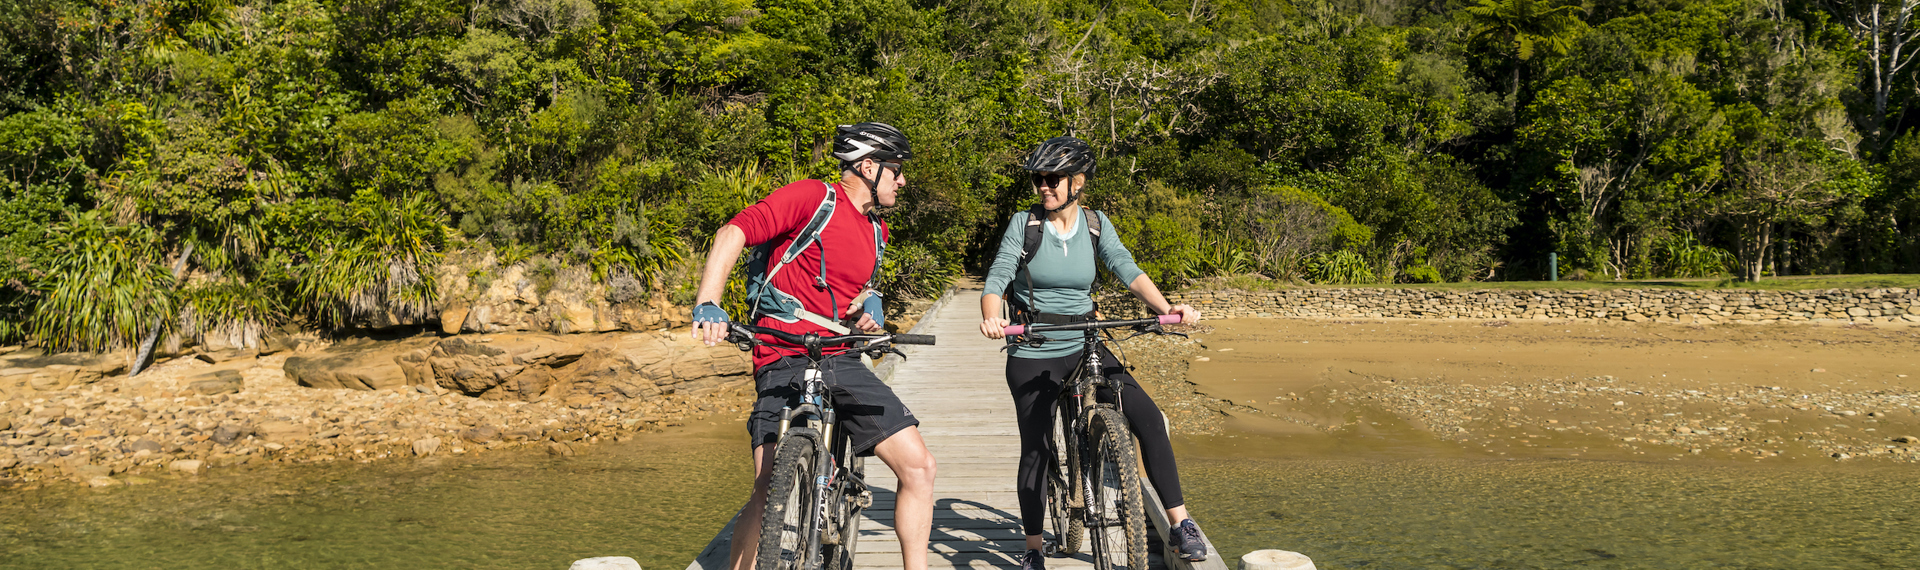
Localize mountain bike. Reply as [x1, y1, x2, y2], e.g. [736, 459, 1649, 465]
[725, 323, 936, 570]
[1002, 314, 1184, 570]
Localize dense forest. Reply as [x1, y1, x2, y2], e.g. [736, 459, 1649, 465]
[3, 0, 1919, 352]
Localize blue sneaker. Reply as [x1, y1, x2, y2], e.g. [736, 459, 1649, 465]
[1021, 549, 1046, 570]
[1172, 519, 1208, 562]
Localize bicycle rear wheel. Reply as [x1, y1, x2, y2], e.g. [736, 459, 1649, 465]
[757, 427, 823, 570]
[1047, 410, 1082, 555]
[1085, 408, 1147, 570]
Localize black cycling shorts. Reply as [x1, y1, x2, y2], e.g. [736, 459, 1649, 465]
[747, 353, 919, 457]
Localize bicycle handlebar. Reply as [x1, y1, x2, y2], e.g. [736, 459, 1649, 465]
[1002, 314, 1182, 337]
[725, 322, 936, 348]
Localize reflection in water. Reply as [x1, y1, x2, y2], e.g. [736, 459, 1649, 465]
[1185, 455, 1918, 569]
[0, 422, 751, 570]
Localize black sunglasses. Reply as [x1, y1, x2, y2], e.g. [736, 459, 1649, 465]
[878, 161, 903, 176]
[1031, 173, 1067, 187]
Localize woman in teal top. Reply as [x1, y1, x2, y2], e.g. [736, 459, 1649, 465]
[978, 136, 1206, 570]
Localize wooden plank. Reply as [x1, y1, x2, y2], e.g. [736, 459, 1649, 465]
[694, 287, 1220, 570]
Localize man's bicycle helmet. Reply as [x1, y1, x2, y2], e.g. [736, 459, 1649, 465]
[833, 122, 912, 214]
[833, 122, 913, 166]
[1021, 136, 1097, 177]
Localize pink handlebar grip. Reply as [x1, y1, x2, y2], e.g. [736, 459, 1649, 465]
[1002, 324, 1027, 336]
[1159, 314, 1183, 325]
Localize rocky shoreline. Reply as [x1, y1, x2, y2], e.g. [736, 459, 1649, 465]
[0, 291, 950, 490]
[0, 328, 759, 489]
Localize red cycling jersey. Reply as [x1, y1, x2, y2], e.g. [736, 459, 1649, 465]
[727, 180, 890, 369]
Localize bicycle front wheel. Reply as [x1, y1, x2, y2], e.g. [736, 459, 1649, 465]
[1047, 410, 1082, 555]
[757, 427, 823, 570]
[1085, 408, 1147, 570]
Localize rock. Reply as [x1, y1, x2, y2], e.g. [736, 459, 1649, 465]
[460, 426, 500, 443]
[1240, 549, 1313, 570]
[256, 421, 310, 443]
[570, 556, 642, 570]
[88, 476, 122, 488]
[0, 449, 16, 469]
[1894, 435, 1918, 444]
[29, 365, 99, 391]
[0, 417, 9, 431]
[284, 339, 434, 390]
[427, 335, 586, 399]
[65, 462, 111, 480]
[188, 370, 246, 395]
[441, 302, 471, 335]
[261, 335, 319, 355]
[168, 459, 206, 475]
[126, 439, 164, 454]
[211, 425, 249, 445]
[546, 442, 575, 456]
[412, 437, 442, 457]
[195, 349, 259, 364]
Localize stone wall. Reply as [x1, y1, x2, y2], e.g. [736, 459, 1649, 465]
[1099, 287, 1920, 324]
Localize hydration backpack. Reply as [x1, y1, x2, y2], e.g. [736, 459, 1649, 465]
[743, 181, 886, 335]
[1004, 205, 1103, 324]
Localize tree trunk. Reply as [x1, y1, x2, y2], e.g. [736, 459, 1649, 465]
[129, 242, 193, 376]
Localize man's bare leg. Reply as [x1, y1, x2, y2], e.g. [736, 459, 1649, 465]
[729, 443, 779, 570]
[872, 426, 937, 570]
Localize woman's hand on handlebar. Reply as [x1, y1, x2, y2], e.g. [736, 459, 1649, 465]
[1165, 303, 1200, 324]
[980, 317, 1010, 340]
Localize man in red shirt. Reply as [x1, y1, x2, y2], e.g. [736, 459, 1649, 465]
[690, 122, 937, 570]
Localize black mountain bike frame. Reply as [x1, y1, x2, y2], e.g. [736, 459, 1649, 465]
[726, 323, 935, 570]
[1003, 314, 1183, 570]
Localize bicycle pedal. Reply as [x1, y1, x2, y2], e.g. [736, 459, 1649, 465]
[855, 490, 873, 508]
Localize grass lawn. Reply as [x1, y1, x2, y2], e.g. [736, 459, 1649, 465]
[1194, 274, 1920, 292]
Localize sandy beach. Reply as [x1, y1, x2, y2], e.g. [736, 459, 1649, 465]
[1166, 318, 1920, 463]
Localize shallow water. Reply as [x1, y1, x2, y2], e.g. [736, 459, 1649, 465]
[1182, 449, 1918, 569]
[0, 421, 751, 570]
[4, 417, 1915, 570]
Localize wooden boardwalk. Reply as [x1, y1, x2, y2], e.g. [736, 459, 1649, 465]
[689, 288, 1225, 570]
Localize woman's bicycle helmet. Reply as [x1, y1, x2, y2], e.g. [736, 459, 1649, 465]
[1022, 136, 1096, 212]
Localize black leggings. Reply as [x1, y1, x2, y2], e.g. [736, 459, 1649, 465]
[1006, 344, 1185, 537]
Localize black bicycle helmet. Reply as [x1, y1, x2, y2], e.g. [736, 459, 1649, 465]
[1021, 136, 1096, 177]
[831, 122, 911, 216]
[832, 122, 913, 167]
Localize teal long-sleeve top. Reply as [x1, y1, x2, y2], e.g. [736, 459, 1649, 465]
[983, 209, 1147, 360]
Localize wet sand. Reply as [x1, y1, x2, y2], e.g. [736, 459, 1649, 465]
[1177, 318, 1920, 463]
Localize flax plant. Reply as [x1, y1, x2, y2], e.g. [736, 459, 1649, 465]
[28, 212, 178, 353]
[297, 190, 448, 327]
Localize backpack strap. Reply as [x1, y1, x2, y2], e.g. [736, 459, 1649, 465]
[748, 180, 889, 335]
[1005, 205, 1105, 322]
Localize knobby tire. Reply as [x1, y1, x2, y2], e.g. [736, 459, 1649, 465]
[1086, 408, 1147, 570]
[1048, 407, 1083, 555]
[757, 428, 822, 570]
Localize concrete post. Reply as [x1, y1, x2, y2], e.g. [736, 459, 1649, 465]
[1240, 550, 1315, 570]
